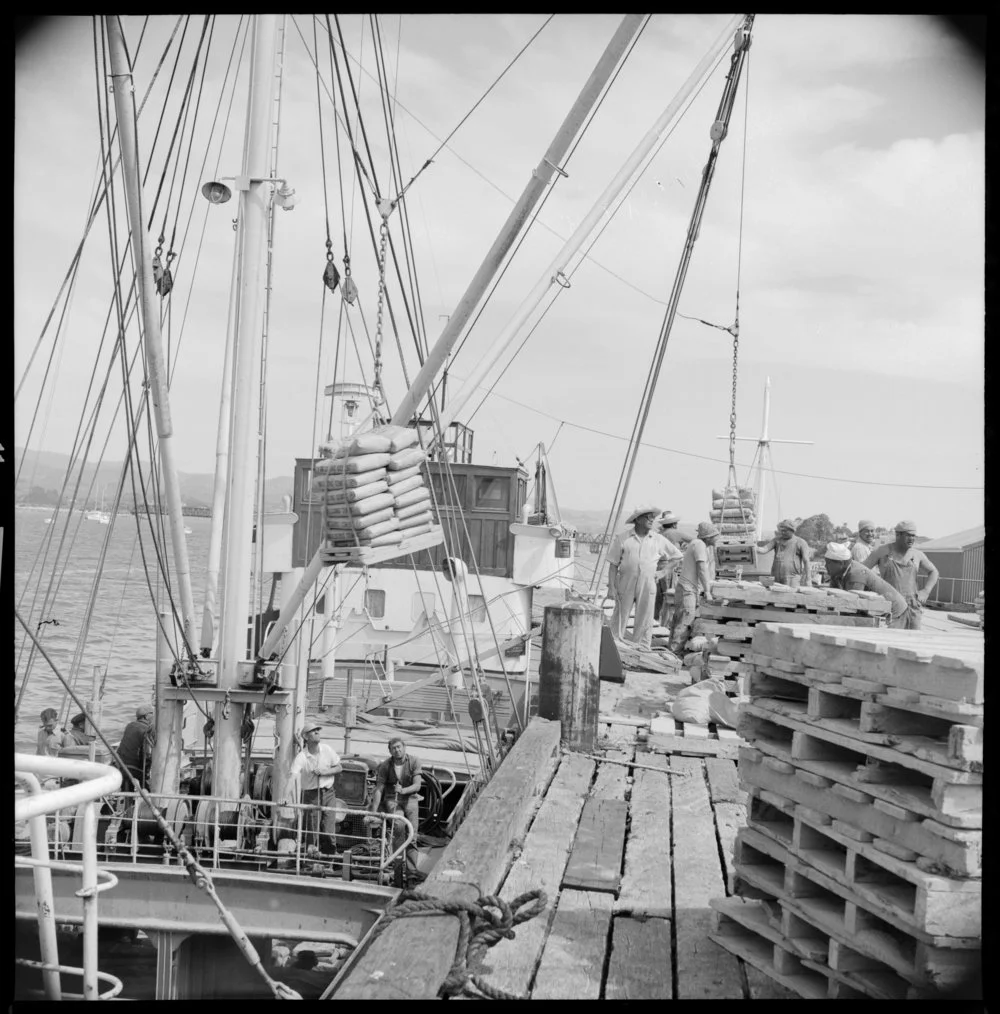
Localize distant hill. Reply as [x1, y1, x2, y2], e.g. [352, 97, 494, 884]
[15, 448, 294, 511]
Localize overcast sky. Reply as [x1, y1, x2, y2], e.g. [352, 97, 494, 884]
[15, 15, 984, 539]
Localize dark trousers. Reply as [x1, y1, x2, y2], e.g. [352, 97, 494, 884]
[302, 786, 338, 855]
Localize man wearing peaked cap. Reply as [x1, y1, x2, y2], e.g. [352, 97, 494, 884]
[861, 522, 938, 629]
[289, 724, 344, 861]
[115, 704, 156, 788]
[757, 518, 812, 588]
[824, 543, 908, 625]
[68, 712, 94, 746]
[606, 505, 672, 649]
[654, 511, 685, 627]
[669, 521, 720, 653]
[852, 519, 878, 563]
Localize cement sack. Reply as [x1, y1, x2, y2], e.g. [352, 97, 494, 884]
[373, 424, 420, 453]
[370, 530, 405, 548]
[394, 486, 432, 510]
[397, 497, 433, 520]
[671, 677, 738, 728]
[712, 497, 756, 510]
[326, 517, 400, 544]
[324, 507, 396, 531]
[312, 464, 387, 488]
[397, 510, 433, 531]
[323, 480, 389, 504]
[387, 446, 426, 471]
[397, 523, 432, 540]
[387, 474, 424, 498]
[325, 430, 394, 458]
[385, 463, 424, 486]
[323, 452, 392, 474]
[710, 510, 756, 523]
[719, 523, 755, 535]
[324, 491, 396, 517]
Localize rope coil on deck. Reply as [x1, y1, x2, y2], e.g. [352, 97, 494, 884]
[370, 888, 548, 999]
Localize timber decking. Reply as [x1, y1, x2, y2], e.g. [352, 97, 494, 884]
[331, 669, 797, 1000]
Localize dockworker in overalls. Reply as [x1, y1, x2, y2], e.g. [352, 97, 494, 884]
[606, 505, 672, 650]
[862, 521, 939, 630]
[669, 521, 720, 654]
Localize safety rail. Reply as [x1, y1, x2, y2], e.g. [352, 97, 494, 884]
[14, 753, 124, 1001]
[24, 788, 416, 884]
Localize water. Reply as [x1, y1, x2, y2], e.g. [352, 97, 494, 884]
[13, 506, 242, 753]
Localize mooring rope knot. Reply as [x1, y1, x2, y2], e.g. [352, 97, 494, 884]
[371, 887, 547, 999]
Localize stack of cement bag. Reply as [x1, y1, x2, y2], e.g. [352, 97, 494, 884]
[314, 425, 435, 552]
[710, 485, 757, 537]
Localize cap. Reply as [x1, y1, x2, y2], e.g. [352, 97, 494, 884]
[777, 518, 797, 532]
[895, 520, 918, 534]
[857, 519, 875, 531]
[304, 723, 323, 734]
[136, 704, 154, 719]
[824, 542, 852, 561]
[697, 521, 720, 539]
[626, 504, 662, 524]
[660, 510, 680, 525]
[70, 712, 88, 727]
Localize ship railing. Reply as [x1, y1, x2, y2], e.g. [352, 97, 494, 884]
[27, 788, 416, 882]
[14, 753, 125, 1001]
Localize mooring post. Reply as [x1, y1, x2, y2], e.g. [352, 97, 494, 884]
[538, 601, 602, 752]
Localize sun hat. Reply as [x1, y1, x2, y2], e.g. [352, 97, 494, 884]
[697, 521, 720, 539]
[824, 542, 852, 561]
[136, 704, 154, 719]
[626, 504, 662, 524]
[857, 519, 875, 531]
[660, 510, 680, 525]
[895, 520, 918, 534]
[776, 518, 797, 532]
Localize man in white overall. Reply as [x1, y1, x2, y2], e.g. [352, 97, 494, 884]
[606, 505, 671, 650]
[863, 520, 939, 629]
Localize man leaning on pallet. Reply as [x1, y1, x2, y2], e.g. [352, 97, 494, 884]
[823, 542, 909, 626]
[862, 520, 939, 630]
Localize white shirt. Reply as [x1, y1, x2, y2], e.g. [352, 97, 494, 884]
[290, 742, 341, 791]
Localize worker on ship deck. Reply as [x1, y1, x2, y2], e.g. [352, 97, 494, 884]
[115, 704, 155, 788]
[757, 518, 812, 587]
[669, 521, 720, 654]
[862, 521, 939, 630]
[67, 712, 94, 746]
[369, 737, 424, 884]
[606, 505, 672, 650]
[654, 511, 685, 628]
[36, 708, 71, 757]
[851, 519, 878, 563]
[289, 724, 344, 862]
[823, 543, 908, 626]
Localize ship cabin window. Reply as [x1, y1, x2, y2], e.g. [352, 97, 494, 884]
[299, 466, 323, 504]
[411, 592, 437, 621]
[430, 472, 466, 510]
[365, 589, 386, 619]
[474, 476, 510, 512]
[468, 594, 487, 624]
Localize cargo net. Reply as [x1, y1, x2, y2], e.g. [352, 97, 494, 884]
[314, 424, 435, 553]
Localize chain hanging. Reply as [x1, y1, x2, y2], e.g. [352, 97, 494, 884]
[726, 303, 741, 488]
[372, 200, 393, 409]
[153, 232, 174, 297]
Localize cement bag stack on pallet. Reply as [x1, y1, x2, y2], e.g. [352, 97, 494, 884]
[692, 581, 892, 694]
[315, 425, 438, 560]
[711, 485, 757, 538]
[708, 622, 983, 1000]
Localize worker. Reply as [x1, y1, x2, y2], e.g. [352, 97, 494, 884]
[654, 511, 685, 628]
[289, 724, 343, 861]
[370, 737, 423, 884]
[115, 704, 156, 788]
[823, 543, 908, 626]
[606, 505, 672, 649]
[67, 713, 94, 746]
[36, 708, 70, 757]
[669, 521, 720, 654]
[863, 521, 939, 630]
[757, 519, 812, 587]
[852, 520, 878, 563]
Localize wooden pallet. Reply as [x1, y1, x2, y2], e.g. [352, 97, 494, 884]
[644, 721, 742, 759]
[712, 581, 892, 616]
[737, 746, 982, 878]
[744, 789, 981, 939]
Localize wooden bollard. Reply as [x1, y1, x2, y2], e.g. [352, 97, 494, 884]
[538, 601, 602, 753]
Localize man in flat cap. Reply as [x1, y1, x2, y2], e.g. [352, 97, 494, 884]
[606, 505, 672, 649]
[757, 518, 812, 587]
[654, 511, 685, 628]
[115, 704, 156, 788]
[669, 521, 720, 654]
[863, 521, 938, 629]
[852, 520, 878, 563]
[290, 723, 343, 860]
[824, 543, 908, 626]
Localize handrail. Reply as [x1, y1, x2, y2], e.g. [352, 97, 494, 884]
[15, 753, 122, 821]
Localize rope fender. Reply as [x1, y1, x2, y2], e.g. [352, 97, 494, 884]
[369, 888, 547, 999]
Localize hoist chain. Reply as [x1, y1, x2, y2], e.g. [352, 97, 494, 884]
[373, 212, 390, 402]
[727, 310, 740, 483]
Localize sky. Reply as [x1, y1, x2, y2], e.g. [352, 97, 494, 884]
[14, 15, 984, 540]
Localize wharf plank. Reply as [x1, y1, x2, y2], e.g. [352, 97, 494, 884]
[616, 753, 671, 917]
[530, 891, 613, 1000]
[705, 756, 745, 804]
[562, 798, 628, 893]
[590, 746, 633, 799]
[487, 752, 596, 998]
[605, 916, 673, 999]
[647, 733, 740, 760]
[333, 718, 561, 999]
[675, 910, 745, 999]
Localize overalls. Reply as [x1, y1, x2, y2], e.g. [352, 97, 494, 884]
[875, 551, 923, 630]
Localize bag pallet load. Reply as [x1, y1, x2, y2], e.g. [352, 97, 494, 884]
[316, 424, 442, 562]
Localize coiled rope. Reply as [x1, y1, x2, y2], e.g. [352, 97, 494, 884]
[369, 888, 547, 999]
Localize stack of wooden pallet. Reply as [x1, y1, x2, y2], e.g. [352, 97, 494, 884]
[692, 581, 893, 691]
[709, 622, 983, 999]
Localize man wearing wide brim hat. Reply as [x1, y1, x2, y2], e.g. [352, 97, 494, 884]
[824, 543, 908, 625]
[757, 518, 812, 588]
[851, 519, 878, 563]
[668, 521, 721, 654]
[654, 511, 686, 627]
[860, 522, 938, 630]
[606, 505, 672, 649]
